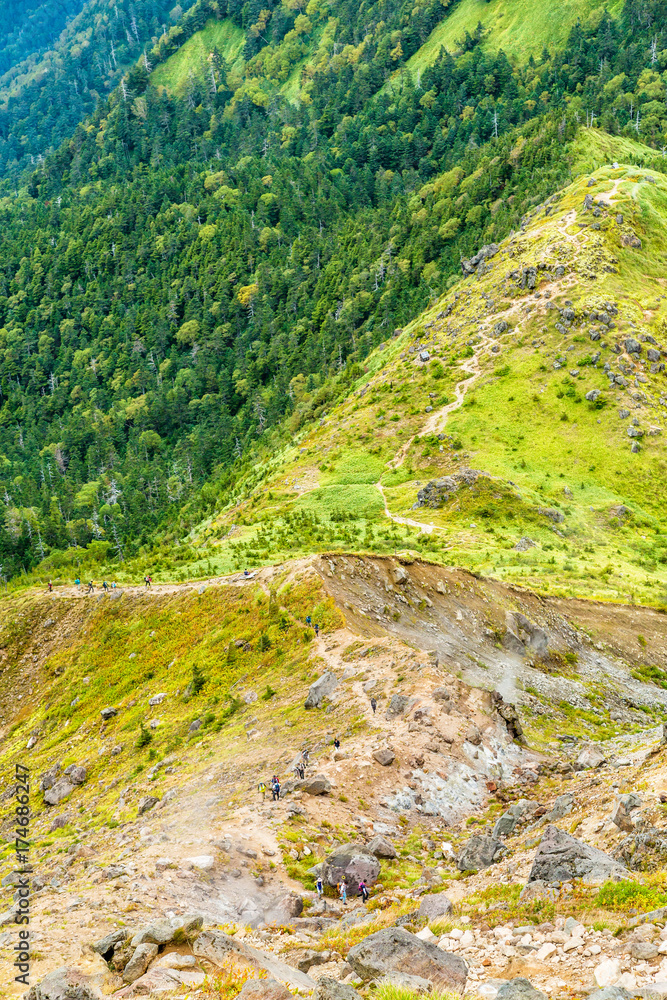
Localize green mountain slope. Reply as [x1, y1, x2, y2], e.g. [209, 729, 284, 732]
[2, 0, 667, 585]
[401, 0, 624, 74]
[181, 130, 667, 607]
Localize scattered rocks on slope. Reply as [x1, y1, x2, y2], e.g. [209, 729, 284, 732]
[457, 835, 507, 871]
[347, 927, 467, 993]
[321, 844, 380, 893]
[304, 671, 338, 709]
[413, 470, 482, 509]
[461, 244, 499, 276]
[528, 824, 630, 885]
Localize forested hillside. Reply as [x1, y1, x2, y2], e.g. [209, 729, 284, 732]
[1, 0, 667, 580]
[0, 0, 198, 178]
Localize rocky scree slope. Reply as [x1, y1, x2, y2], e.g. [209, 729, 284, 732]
[1, 558, 667, 997]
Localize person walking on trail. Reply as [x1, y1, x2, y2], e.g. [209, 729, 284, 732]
[370, 697, 377, 714]
[86, 581, 94, 594]
[333, 737, 340, 750]
[102, 581, 109, 592]
[338, 880, 347, 905]
[316, 876, 324, 899]
[305, 615, 312, 626]
[75, 578, 80, 590]
[272, 777, 281, 800]
[258, 781, 266, 802]
[314, 623, 320, 636]
[48, 580, 53, 593]
[358, 880, 369, 903]
[144, 575, 152, 588]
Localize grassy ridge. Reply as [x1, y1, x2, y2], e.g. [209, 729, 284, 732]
[151, 18, 247, 94]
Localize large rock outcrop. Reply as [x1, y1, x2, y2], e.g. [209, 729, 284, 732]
[24, 967, 101, 1000]
[321, 844, 380, 893]
[528, 825, 630, 885]
[347, 927, 467, 993]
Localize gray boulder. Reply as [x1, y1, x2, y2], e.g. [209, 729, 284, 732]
[297, 774, 332, 796]
[297, 949, 332, 972]
[528, 825, 630, 885]
[518, 880, 559, 903]
[63, 764, 87, 785]
[546, 792, 574, 821]
[239, 980, 293, 1000]
[576, 745, 606, 769]
[322, 843, 380, 893]
[457, 835, 507, 871]
[587, 990, 632, 1000]
[24, 967, 101, 1000]
[611, 793, 642, 832]
[137, 795, 160, 815]
[366, 835, 397, 859]
[585, 389, 601, 402]
[123, 943, 158, 983]
[493, 813, 517, 839]
[100, 707, 118, 720]
[130, 913, 203, 947]
[418, 893, 454, 920]
[39, 764, 60, 791]
[496, 978, 547, 1000]
[44, 779, 76, 806]
[92, 928, 129, 960]
[193, 930, 315, 990]
[305, 671, 338, 709]
[376, 972, 432, 993]
[313, 977, 362, 1000]
[272, 892, 304, 923]
[461, 243, 499, 276]
[373, 748, 395, 766]
[386, 694, 411, 718]
[631, 941, 659, 960]
[347, 927, 467, 993]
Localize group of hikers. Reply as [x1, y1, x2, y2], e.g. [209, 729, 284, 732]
[257, 775, 282, 801]
[48, 577, 154, 594]
[315, 874, 370, 905]
[72, 579, 119, 593]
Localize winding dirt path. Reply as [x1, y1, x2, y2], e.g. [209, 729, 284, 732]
[376, 332, 493, 532]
